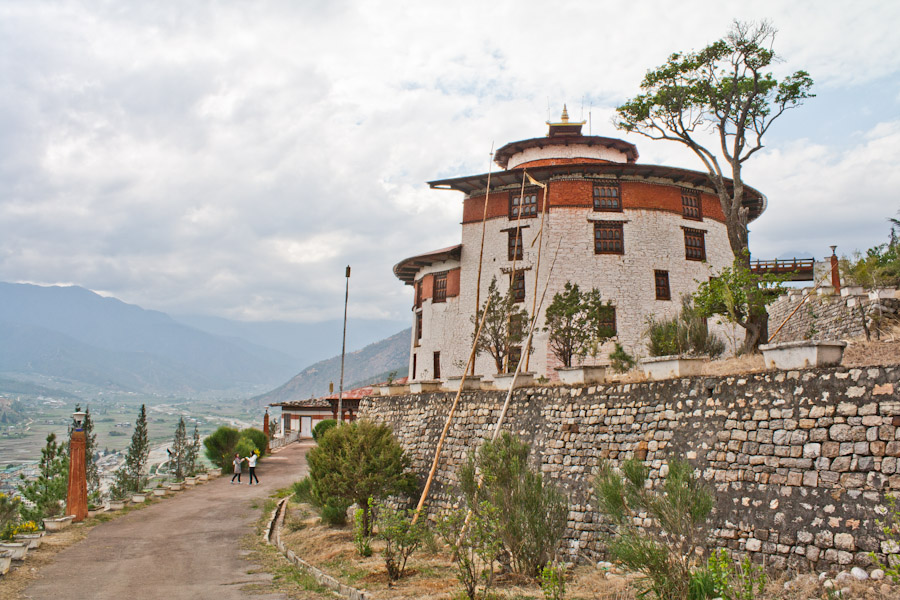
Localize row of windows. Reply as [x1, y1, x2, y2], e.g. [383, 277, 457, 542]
[593, 222, 707, 261]
[415, 271, 449, 309]
[508, 185, 704, 220]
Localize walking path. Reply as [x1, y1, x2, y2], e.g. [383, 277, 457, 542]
[24, 441, 314, 600]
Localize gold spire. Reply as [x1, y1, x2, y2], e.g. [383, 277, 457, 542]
[546, 104, 585, 136]
[560, 105, 569, 123]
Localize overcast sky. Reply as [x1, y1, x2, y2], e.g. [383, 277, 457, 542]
[1, 1, 898, 324]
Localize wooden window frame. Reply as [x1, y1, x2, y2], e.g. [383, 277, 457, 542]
[433, 271, 448, 303]
[594, 221, 625, 255]
[654, 270, 671, 301]
[684, 228, 707, 261]
[593, 182, 622, 212]
[510, 270, 526, 303]
[598, 306, 617, 335]
[415, 279, 423, 309]
[681, 189, 702, 220]
[509, 191, 538, 219]
[415, 311, 422, 345]
[433, 351, 441, 380]
[507, 229, 523, 261]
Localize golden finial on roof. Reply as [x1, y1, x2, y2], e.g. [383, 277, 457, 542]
[560, 105, 570, 123]
[546, 104, 585, 136]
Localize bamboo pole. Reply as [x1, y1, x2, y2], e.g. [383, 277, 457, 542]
[767, 272, 830, 344]
[412, 292, 493, 524]
[471, 144, 495, 376]
[505, 170, 529, 371]
[525, 172, 548, 371]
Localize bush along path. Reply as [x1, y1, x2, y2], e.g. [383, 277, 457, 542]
[23, 440, 316, 600]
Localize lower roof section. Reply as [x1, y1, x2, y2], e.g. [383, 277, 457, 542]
[393, 244, 462, 285]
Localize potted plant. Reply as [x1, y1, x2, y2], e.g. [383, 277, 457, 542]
[41, 514, 75, 532]
[544, 282, 615, 385]
[0, 550, 11, 575]
[108, 497, 126, 511]
[12, 521, 43, 549]
[759, 340, 847, 370]
[0, 539, 28, 561]
[640, 297, 725, 380]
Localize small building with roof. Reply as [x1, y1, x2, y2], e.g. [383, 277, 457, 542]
[393, 108, 766, 381]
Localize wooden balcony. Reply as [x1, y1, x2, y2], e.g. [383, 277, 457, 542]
[750, 258, 815, 281]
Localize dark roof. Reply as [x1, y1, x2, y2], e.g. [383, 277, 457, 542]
[393, 245, 462, 285]
[269, 397, 331, 409]
[428, 162, 766, 221]
[494, 135, 639, 168]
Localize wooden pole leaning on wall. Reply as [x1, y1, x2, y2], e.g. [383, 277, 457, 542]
[767, 272, 831, 344]
[525, 171, 548, 372]
[471, 144, 495, 376]
[412, 293, 493, 524]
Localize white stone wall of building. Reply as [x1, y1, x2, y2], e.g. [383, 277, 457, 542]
[507, 143, 629, 168]
[408, 203, 734, 381]
[406, 257, 465, 380]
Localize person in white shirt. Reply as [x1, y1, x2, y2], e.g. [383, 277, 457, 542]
[246, 451, 259, 485]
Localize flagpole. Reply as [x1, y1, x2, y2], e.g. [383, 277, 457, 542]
[337, 265, 350, 425]
[471, 143, 494, 376]
[525, 172, 548, 372]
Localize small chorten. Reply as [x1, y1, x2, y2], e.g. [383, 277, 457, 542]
[546, 104, 585, 137]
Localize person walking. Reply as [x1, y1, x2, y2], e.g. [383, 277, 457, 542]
[247, 450, 259, 485]
[230, 453, 242, 484]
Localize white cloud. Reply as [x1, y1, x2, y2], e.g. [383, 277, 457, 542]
[0, 0, 898, 322]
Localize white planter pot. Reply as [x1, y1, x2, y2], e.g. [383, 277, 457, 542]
[0, 542, 28, 561]
[869, 288, 897, 300]
[0, 551, 11, 575]
[408, 379, 444, 393]
[640, 355, 707, 380]
[14, 533, 43, 549]
[184, 477, 198, 486]
[841, 286, 865, 297]
[87, 507, 105, 518]
[168, 483, 183, 492]
[131, 493, 147, 503]
[42, 515, 75, 532]
[556, 365, 608, 385]
[377, 383, 409, 395]
[491, 372, 536, 390]
[108, 500, 126, 511]
[444, 375, 483, 391]
[152, 488, 167, 497]
[759, 340, 847, 370]
[198, 474, 209, 482]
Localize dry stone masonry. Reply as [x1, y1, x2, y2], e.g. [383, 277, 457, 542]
[767, 291, 899, 343]
[360, 365, 900, 572]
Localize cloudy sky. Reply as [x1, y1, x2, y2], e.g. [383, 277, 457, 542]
[1, 0, 898, 325]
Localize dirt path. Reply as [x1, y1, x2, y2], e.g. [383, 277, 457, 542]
[24, 441, 314, 600]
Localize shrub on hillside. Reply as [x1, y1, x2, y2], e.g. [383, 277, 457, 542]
[239, 427, 268, 456]
[203, 426, 240, 470]
[460, 432, 568, 579]
[646, 297, 725, 358]
[306, 420, 416, 534]
[593, 456, 714, 600]
[312, 419, 336, 442]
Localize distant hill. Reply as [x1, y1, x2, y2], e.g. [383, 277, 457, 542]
[252, 329, 411, 405]
[0, 282, 301, 395]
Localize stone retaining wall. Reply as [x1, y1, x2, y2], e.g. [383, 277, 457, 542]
[767, 292, 899, 343]
[360, 365, 900, 572]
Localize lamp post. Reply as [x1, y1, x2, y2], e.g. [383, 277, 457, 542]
[338, 266, 350, 425]
[66, 410, 88, 522]
[263, 408, 270, 454]
[830, 245, 841, 295]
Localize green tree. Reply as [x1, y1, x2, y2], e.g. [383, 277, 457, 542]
[594, 457, 714, 600]
[239, 427, 268, 456]
[459, 433, 568, 578]
[111, 404, 150, 498]
[473, 277, 530, 373]
[544, 282, 615, 368]
[171, 417, 188, 480]
[692, 259, 786, 351]
[841, 218, 900, 289]
[18, 433, 69, 521]
[185, 424, 201, 477]
[203, 426, 240, 470]
[312, 419, 337, 442]
[615, 20, 813, 352]
[306, 420, 416, 535]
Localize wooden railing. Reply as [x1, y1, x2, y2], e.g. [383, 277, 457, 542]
[269, 430, 300, 450]
[750, 258, 815, 281]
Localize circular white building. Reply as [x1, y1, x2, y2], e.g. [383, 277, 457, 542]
[394, 109, 766, 381]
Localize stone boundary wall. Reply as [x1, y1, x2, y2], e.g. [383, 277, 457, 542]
[766, 292, 900, 343]
[360, 365, 900, 572]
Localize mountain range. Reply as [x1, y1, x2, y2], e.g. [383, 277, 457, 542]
[0, 282, 409, 399]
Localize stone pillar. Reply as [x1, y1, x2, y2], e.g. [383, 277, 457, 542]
[263, 409, 270, 453]
[830, 246, 841, 295]
[66, 429, 88, 522]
